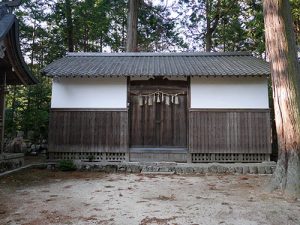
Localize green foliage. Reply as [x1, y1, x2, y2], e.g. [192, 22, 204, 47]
[46, 0, 187, 52]
[176, 0, 267, 53]
[242, 0, 266, 55]
[5, 69, 51, 142]
[138, 1, 188, 51]
[87, 154, 95, 162]
[290, 0, 300, 44]
[58, 160, 77, 171]
[213, 0, 247, 52]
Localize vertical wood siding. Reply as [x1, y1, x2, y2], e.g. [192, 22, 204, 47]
[130, 78, 188, 148]
[48, 109, 128, 153]
[189, 109, 271, 154]
[130, 94, 187, 148]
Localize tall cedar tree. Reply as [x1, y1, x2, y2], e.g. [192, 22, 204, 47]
[126, 0, 139, 52]
[65, 0, 74, 52]
[204, 0, 220, 52]
[263, 0, 300, 196]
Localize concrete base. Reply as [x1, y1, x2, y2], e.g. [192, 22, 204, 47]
[0, 153, 24, 173]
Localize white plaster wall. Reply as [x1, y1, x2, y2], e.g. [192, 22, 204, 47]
[191, 77, 269, 109]
[51, 77, 127, 108]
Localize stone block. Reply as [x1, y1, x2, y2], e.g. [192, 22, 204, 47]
[228, 167, 236, 174]
[242, 166, 250, 174]
[217, 166, 229, 174]
[194, 166, 205, 174]
[249, 166, 258, 174]
[264, 166, 272, 174]
[235, 166, 243, 174]
[257, 166, 266, 174]
[208, 165, 219, 173]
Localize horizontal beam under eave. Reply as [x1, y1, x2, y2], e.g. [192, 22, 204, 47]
[50, 108, 128, 112]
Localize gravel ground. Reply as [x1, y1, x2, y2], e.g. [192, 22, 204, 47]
[0, 169, 299, 225]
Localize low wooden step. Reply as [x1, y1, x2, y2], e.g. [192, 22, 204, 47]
[129, 148, 187, 163]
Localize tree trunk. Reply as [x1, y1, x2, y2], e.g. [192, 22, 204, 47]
[0, 75, 6, 154]
[122, 7, 126, 52]
[205, 31, 212, 52]
[205, 0, 212, 52]
[65, 0, 74, 52]
[126, 0, 139, 52]
[30, 21, 36, 69]
[263, 0, 300, 197]
[204, 0, 220, 52]
[11, 86, 17, 135]
[100, 33, 103, 53]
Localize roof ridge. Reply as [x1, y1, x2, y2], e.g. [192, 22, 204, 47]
[66, 51, 252, 57]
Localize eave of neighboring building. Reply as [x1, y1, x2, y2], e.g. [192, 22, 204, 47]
[0, 13, 38, 85]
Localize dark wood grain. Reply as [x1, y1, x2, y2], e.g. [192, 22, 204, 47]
[48, 110, 128, 153]
[189, 109, 271, 154]
[129, 78, 188, 148]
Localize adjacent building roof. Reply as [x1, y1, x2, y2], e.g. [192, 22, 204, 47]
[0, 5, 38, 85]
[42, 52, 270, 77]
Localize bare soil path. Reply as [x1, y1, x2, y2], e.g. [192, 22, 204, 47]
[0, 169, 299, 225]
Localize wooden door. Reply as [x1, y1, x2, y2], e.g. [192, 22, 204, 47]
[129, 78, 187, 148]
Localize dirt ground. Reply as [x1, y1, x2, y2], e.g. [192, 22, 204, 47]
[0, 169, 299, 225]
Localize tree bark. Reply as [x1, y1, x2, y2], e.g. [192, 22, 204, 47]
[205, 31, 212, 52]
[204, 0, 220, 52]
[65, 0, 74, 52]
[263, 0, 300, 197]
[30, 21, 36, 69]
[126, 0, 139, 52]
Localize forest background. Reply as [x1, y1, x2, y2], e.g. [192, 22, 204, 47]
[4, 0, 300, 146]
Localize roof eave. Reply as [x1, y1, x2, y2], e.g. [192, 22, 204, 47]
[4, 18, 38, 85]
[0, 14, 15, 41]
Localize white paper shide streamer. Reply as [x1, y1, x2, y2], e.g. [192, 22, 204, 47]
[136, 90, 183, 106]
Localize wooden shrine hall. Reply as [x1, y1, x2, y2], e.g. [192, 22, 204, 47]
[43, 52, 272, 163]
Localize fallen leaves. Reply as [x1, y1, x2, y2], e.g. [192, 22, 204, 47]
[157, 194, 176, 201]
[140, 216, 177, 225]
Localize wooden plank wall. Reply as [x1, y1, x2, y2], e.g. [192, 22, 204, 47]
[130, 77, 188, 148]
[189, 109, 271, 154]
[48, 109, 128, 153]
[130, 94, 187, 148]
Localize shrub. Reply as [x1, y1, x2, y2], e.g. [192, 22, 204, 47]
[87, 155, 95, 162]
[58, 160, 76, 171]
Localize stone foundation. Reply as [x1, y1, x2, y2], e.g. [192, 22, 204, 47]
[0, 153, 24, 173]
[69, 161, 276, 175]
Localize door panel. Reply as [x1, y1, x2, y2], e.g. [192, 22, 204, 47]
[130, 79, 187, 148]
[130, 95, 157, 147]
[159, 95, 187, 147]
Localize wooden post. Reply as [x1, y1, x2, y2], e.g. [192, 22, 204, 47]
[0, 73, 6, 154]
[186, 153, 192, 163]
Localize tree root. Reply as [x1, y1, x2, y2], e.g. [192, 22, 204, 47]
[268, 150, 300, 197]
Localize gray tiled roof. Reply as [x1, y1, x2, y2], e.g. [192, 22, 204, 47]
[42, 52, 270, 77]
